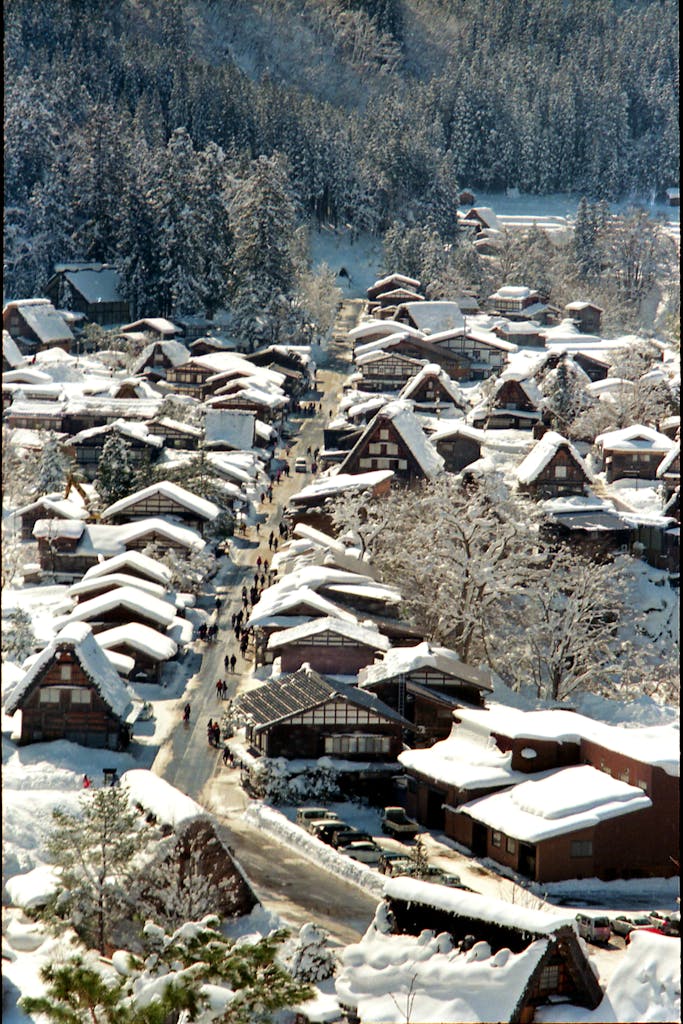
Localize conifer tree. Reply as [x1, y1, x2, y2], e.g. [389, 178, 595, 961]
[1, 607, 37, 662]
[46, 787, 152, 955]
[37, 432, 69, 496]
[95, 433, 137, 507]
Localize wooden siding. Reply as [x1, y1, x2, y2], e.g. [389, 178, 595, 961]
[16, 655, 126, 748]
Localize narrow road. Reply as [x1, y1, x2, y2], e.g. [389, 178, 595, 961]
[154, 300, 378, 944]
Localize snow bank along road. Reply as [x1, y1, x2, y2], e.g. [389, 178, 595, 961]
[155, 301, 379, 944]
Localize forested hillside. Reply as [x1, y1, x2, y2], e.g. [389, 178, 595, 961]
[4, 0, 679, 311]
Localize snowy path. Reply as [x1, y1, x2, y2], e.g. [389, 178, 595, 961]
[153, 301, 379, 944]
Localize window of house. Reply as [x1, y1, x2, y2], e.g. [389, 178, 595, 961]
[619, 768, 630, 783]
[571, 839, 593, 857]
[538, 964, 560, 991]
[60, 664, 72, 681]
[636, 779, 648, 792]
[379, 429, 389, 440]
[40, 688, 61, 703]
[69, 688, 91, 705]
[324, 735, 390, 755]
[554, 465, 568, 479]
[599, 760, 612, 776]
[492, 830, 502, 847]
[505, 836, 516, 854]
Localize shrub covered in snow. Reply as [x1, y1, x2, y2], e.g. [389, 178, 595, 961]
[281, 922, 336, 982]
[248, 757, 341, 804]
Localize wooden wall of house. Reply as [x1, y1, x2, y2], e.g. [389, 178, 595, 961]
[604, 450, 666, 482]
[279, 642, 380, 675]
[260, 720, 403, 760]
[435, 437, 481, 473]
[522, 449, 587, 497]
[17, 657, 124, 747]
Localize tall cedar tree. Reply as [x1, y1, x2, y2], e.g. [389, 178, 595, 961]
[95, 433, 137, 507]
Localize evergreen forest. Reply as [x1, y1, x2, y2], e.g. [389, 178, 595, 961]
[4, 0, 679, 311]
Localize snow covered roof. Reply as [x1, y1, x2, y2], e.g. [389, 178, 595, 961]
[371, 273, 421, 291]
[233, 664, 408, 729]
[349, 319, 425, 342]
[33, 518, 86, 540]
[56, 585, 178, 630]
[369, 400, 444, 478]
[657, 442, 680, 477]
[495, 375, 542, 406]
[2, 330, 25, 369]
[383, 876, 573, 935]
[489, 285, 536, 302]
[69, 419, 165, 448]
[81, 550, 173, 585]
[565, 300, 604, 312]
[428, 421, 484, 445]
[6, 300, 74, 345]
[458, 764, 652, 842]
[121, 318, 178, 335]
[148, 416, 202, 437]
[398, 719, 543, 791]
[267, 617, 391, 651]
[398, 302, 465, 334]
[399, 363, 465, 405]
[14, 495, 87, 521]
[292, 523, 350, 555]
[515, 431, 593, 485]
[130, 340, 189, 373]
[359, 641, 492, 691]
[204, 409, 255, 449]
[248, 586, 359, 628]
[336, 927, 550, 1024]
[68, 573, 170, 602]
[428, 326, 517, 353]
[100, 481, 220, 522]
[464, 207, 502, 230]
[595, 425, 674, 453]
[3, 366, 52, 385]
[289, 470, 394, 505]
[96, 623, 178, 661]
[55, 264, 125, 305]
[116, 517, 205, 551]
[453, 705, 680, 776]
[3, 622, 133, 719]
[121, 769, 206, 827]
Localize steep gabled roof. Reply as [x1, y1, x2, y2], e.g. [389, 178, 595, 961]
[345, 400, 444, 479]
[81, 551, 173, 585]
[96, 623, 178, 662]
[595, 425, 674, 453]
[100, 481, 220, 523]
[359, 641, 492, 691]
[657, 441, 680, 477]
[267, 616, 391, 651]
[233, 665, 408, 730]
[6, 300, 74, 345]
[55, 585, 177, 630]
[399, 363, 465, 406]
[3, 622, 133, 719]
[516, 431, 593, 485]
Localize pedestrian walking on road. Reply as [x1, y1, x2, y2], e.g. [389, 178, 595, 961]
[216, 679, 222, 699]
[222, 746, 230, 766]
[212, 722, 221, 746]
[236, 609, 243, 627]
[230, 653, 237, 673]
[256, 522, 260, 535]
[221, 680, 228, 699]
[207, 719, 215, 745]
[273, 537, 278, 551]
[268, 531, 274, 549]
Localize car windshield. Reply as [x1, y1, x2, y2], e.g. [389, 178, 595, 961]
[594, 918, 610, 927]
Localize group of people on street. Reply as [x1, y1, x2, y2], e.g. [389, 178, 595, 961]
[207, 719, 221, 746]
[215, 678, 229, 699]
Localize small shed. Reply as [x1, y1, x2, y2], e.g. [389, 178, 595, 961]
[3, 622, 134, 748]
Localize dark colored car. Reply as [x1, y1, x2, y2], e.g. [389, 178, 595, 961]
[312, 820, 350, 844]
[331, 829, 374, 850]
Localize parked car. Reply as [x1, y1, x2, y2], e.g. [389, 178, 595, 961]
[611, 915, 653, 937]
[380, 806, 419, 840]
[344, 841, 383, 866]
[294, 457, 307, 473]
[648, 910, 673, 928]
[378, 851, 415, 876]
[311, 820, 350, 844]
[296, 807, 339, 831]
[332, 829, 374, 850]
[575, 914, 611, 945]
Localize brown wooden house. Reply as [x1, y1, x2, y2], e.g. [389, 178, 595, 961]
[358, 641, 492, 747]
[339, 400, 443, 482]
[367, 274, 422, 303]
[398, 363, 466, 413]
[3, 299, 74, 354]
[267, 616, 390, 675]
[472, 376, 542, 430]
[595, 426, 675, 483]
[427, 422, 483, 474]
[65, 421, 164, 481]
[3, 622, 134, 748]
[130, 340, 189, 381]
[564, 301, 603, 334]
[231, 664, 408, 760]
[516, 431, 593, 498]
[45, 263, 130, 326]
[99, 481, 220, 537]
[14, 494, 88, 542]
[57, 584, 178, 635]
[95, 623, 178, 684]
[355, 350, 427, 393]
[402, 705, 679, 883]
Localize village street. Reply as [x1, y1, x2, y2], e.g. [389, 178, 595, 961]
[152, 301, 380, 945]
